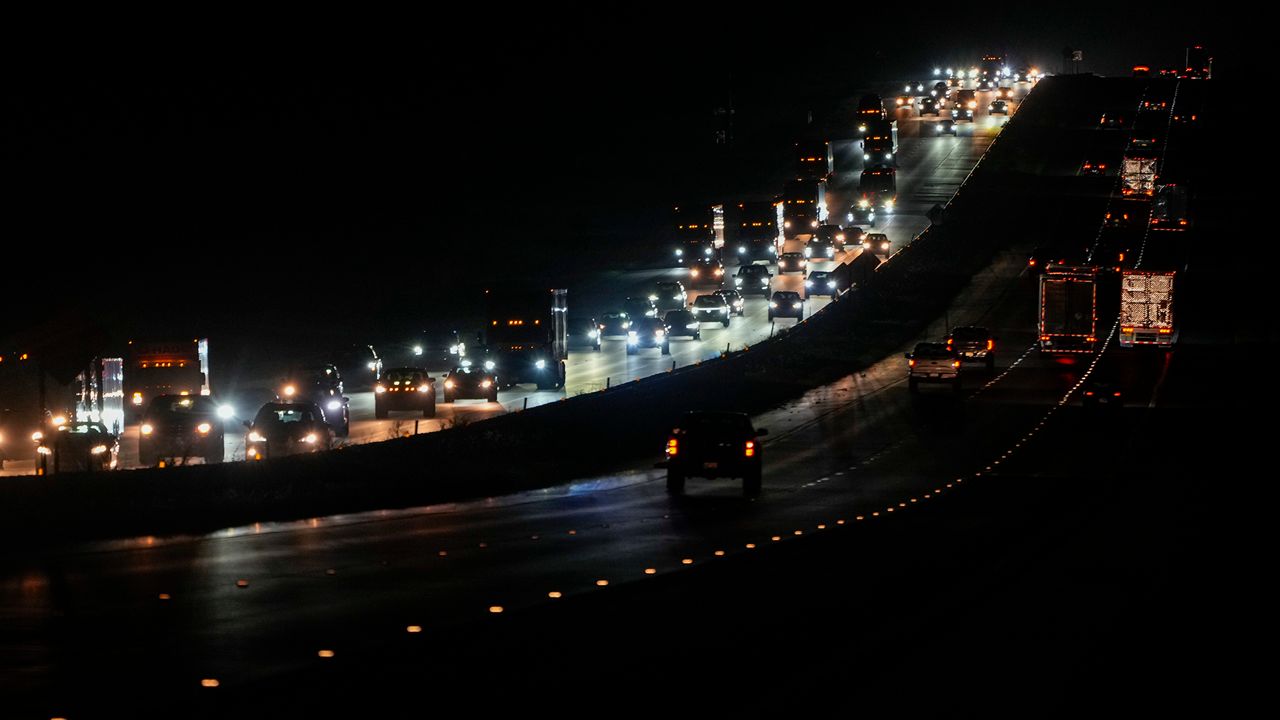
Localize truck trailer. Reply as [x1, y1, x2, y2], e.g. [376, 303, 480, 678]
[794, 140, 833, 182]
[1119, 270, 1176, 347]
[1120, 155, 1158, 197]
[1039, 265, 1099, 353]
[734, 201, 784, 263]
[483, 288, 568, 390]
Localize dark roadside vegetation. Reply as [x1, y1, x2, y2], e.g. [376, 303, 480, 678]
[3, 76, 1115, 547]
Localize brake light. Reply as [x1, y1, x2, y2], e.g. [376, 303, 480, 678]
[666, 438, 678, 456]
[908, 359, 916, 367]
[1113, 392, 1122, 397]
[1028, 259, 1036, 266]
[1085, 391, 1094, 396]
[986, 339, 994, 351]
[744, 441, 756, 458]
[952, 360, 961, 368]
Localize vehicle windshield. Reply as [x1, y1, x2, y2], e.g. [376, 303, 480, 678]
[382, 369, 427, 384]
[740, 266, 767, 276]
[63, 423, 107, 436]
[693, 296, 722, 308]
[656, 282, 680, 292]
[774, 292, 800, 301]
[950, 328, 989, 342]
[666, 311, 694, 323]
[913, 344, 953, 359]
[256, 406, 317, 425]
[150, 396, 217, 415]
[603, 312, 627, 321]
[453, 366, 486, 376]
[809, 272, 830, 280]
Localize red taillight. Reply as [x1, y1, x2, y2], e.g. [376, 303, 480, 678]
[1113, 392, 1122, 397]
[666, 438, 678, 456]
[908, 359, 916, 367]
[1085, 391, 1094, 396]
[952, 360, 961, 368]
[744, 441, 756, 458]
[986, 339, 994, 351]
[1028, 259, 1037, 266]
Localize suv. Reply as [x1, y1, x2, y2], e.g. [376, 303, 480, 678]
[768, 291, 804, 321]
[905, 342, 961, 394]
[691, 294, 732, 327]
[863, 232, 891, 256]
[139, 395, 225, 466]
[946, 326, 996, 370]
[623, 296, 659, 320]
[988, 99, 1009, 115]
[280, 364, 350, 437]
[375, 367, 437, 418]
[688, 257, 725, 285]
[664, 309, 702, 340]
[805, 270, 838, 298]
[778, 251, 807, 274]
[598, 311, 633, 337]
[627, 317, 671, 355]
[920, 97, 941, 115]
[443, 364, 498, 403]
[816, 223, 846, 249]
[663, 411, 768, 497]
[650, 281, 688, 313]
[734, 264, 772, 296]
[713, 289, 745, 316]
[804, 237, 835, 260]
[245, 402, 334, 460]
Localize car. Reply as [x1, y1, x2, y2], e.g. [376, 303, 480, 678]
[664, 309, 703, 340]
[734, 264, 773, 296]
[843, 226, 866, 246]
[996, 86, 1013, 99]
[988, 99, 1009, 115]
[688, 257, 726, 285]
[245, 402, 334, 460]
[691, 294, 732, 327]
[627, 317, 671, 355]
[905, 342, 961, 394]
[863, 232, 891, 256]
[768, 290, 804, 321]
[598, 311, 635, 342]
[139, 394, 226, 466]
[977, 78, 993, 91]
[662, 411, 768, 497]
[946, 326, 996, 370]
[919, 97, 941, 116]
[332, 343, 382, 391]
[1098, 112, 1129, 129]
[947, 76, 961, 87]
[1082, 378, 1124, 411]
[442, 364, 498, 403]
[1078, 159, 1108, 176]
[932, 81, 949, 97]
[804, 237, 835, 260]
[805, 270, 839, 298]
[816, 223, 846, 249]
[847, 205, 876, 227]
[951, 107, 974, 122]
[36, 421, 119, 474]
[649, 281, 688, 313]
[623, 296, 659, 320]
[894, 94, 913, 109]
[778, 251, 807, 274]
[1013, 68, 1031, 82]
[935, 119, 957, 135]
[375, 367, 437, 418]
[904, 81, 925, 94]
[712, 289, 745, 316]
[279, 364, 350, 437]
[1027, 246, 1087, 273]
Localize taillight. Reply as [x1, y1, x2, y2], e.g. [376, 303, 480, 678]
[952, 360, 961, 368]
[908, 359, 916, 367]
[744, 441, 756, 458]
[1085, 391, 1094, 396]
[1113, 392, 1122, 397]
[986, 339, 994, 351]
[666, 438, 678, 456]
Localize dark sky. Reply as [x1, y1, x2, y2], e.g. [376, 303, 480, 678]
[3, 12, 1227, 340]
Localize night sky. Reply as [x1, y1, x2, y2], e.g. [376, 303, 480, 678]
[4, 12, 1225, 344]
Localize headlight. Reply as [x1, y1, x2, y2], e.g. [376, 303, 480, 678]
[413, 344, 423, 356]
[804, 248, 812, 257]
[91, 444, 108, 455]
[738, 246, 746, 253]
[783, 221, 791, 228]
[810, 220, 819, 228]
[588, 329, 599, 339]
[536, 359, 547, 369]
[675, 248, 683, 256]
[375, 384, 386, 393]
[480, 380, 492, 388]
[793, 302, 802, 309]
[196, 422, 212, 434]
[282, 385, 296, 398]
[367, 362, 377, 371]
[863, 153, 870, 160]
[217, 404, 235, 419]
[686, 323, 699, 329]
[691, 269, 700, 277]
[444, 380, 455, 389]
[248, 431, 266, 443]
[654, 330, 665, 338]
[828, 281, 836, 288]
[484, 360, 496, 371]
[327, 400, 342, 411]
[734, 278, 743, 286]
[37, 446, 52, 456]
[140, 423, 154, 436]
[628, 330, 638, 341]
[303, 433, 317, 444]
[769, 302, 778, 308]
[760, 278, 768, 286]
[648, 294, 658, 301]
[805, 280, 813, 287]
[131, 392, 144, 406]
[418, 384, 429, 393]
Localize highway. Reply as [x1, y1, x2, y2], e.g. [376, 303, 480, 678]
[9, 72, 1208, 716]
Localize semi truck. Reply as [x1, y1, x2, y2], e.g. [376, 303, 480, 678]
[781, 179, 828, 241]
[125, 339, 210, 419]
[672, 204, 725, 265]
[1119, 270, 1176, 347]
[1121, 154, 1158, 197]
[734, 201, 784, 263]
[794, 140, 833, 182]
[483, 288, 568, 390]
[856, 94, 885, 132]
[862, 120, 899, 165]
[1149, 184, 1189, 230]
[1038, 265, 1098, 353]
[857, 167, 897, 214]
[1184, 45, 1212, 79]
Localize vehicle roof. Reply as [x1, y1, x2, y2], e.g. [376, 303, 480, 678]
[913, 342, 952, 354]
[693, 295, 725, 304]
[781, 251, 804, 257]
[634, 316, 667, 327]
[739, 264, 769, 273]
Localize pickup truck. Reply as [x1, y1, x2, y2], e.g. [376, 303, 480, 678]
[906, 342, 962, 394]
